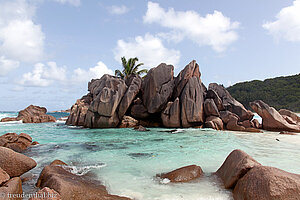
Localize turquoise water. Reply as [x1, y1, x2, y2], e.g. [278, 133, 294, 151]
[1, 113, 300, 200]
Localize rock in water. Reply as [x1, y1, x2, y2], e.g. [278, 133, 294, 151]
[233, 166, 300, 200]
[0, 147, 37, 177]
[142, 63, 174, 114]
[5, 105, 56, 123]
[36, 162, 130, 200]
[161, 97, 181, 128]
[250, 100, 300, 132]
[216, 149, 261, 189]
[0, 133, 34, 152]
[84, 75, 127, 128]
[66, 94, 92, 126]
[205, 116, 224, 130]
[158, 165, 203, 183]
[209, 83, 254, 121]
[180, 76, 205, 127]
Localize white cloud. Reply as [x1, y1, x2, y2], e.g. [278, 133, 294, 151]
[114, 34, 180, 69]
[0, 56, 20, 76]
[143, 1, 239, 52]
[0, 0, 45, 63]
[108, 5, 129, 15]
[263, 0, 300, 42]
[72, 61, 113, 82]
[53, 0, 81, 7]
[18, 62, 66, 87]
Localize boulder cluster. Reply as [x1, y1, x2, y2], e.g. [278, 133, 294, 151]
[250, 100, 300, 132]
[0, 133, 39, 152]
[0, 105, 56, 123]
[66, 60, 260, 131]
[159, 149, 300, 200]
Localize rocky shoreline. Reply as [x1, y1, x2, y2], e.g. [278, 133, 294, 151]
[66, 60, 300, 133]
[1, 133, 300, 200]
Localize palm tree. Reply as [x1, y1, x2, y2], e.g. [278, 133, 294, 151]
[115, 57, 148, 79]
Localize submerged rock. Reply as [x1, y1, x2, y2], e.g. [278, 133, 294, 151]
[216, 149, 261, 189]
[233, 166, 300, 200]
[158, 165, 203, 183]
[250, 100, 300, 132]
[0, 147, 37, 177]
[133, 125, 149, 132]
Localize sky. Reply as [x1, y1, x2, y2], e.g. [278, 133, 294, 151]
[0, 0, 300, 111]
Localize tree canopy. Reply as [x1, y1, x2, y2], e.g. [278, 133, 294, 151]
[227, 74, 300, 112]
[115, 57, 148, 79]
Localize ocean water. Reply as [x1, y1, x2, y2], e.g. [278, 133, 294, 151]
[1, 112, 300, 200]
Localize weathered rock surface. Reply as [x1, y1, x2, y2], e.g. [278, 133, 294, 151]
[205, 116, 224, 130]
[29, 187, 61, 200]
[0, 117, 18, 122]
[216, 149, 261, 189]
[130, 98, 150, 119]
[36, 162, 130, 200]
[118, 116, 139, 128]
[250, 100, 300, 132]
[173, 60, 201, 98]
[142, 63, 174, 114]
[279, 109, 300, 124]
[66, 94, 92, 126]
[158, 165, 203, 183]
[0, 133, 36, 152]
[209, 83, 254, 121]
[0, 167, 9, 185]
[233, 166, 300, 200]
[86, 75, 127, 128]
[161, 98, 181, 127]
[205, 89, 224, 111]
[204, 99, 219, 117]
[181, 76, 205, 127]
[0, 177, 22, 200]
[118, 75, 142, 118]
[1, 105, 56, 123]
[0, 147, 37, 177]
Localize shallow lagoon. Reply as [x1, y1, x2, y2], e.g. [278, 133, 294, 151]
[1, 113, 300, 200]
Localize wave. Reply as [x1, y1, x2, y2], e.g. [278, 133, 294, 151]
[62, 163, 106, 176]
[0, 120, 22, 124]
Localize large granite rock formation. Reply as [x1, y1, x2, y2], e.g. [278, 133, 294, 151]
[142, 63, 174, 114]
[1, 105, 56, 123]
[180, 76, 205, 127]
[161, 97, 181, 127]
[250, 100, 300, 132]
[208, 83, 254, 121]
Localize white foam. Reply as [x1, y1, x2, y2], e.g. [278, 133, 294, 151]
[63, 164, 106, 176]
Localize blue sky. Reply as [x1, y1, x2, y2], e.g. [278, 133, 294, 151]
[0, 0, 299, 111]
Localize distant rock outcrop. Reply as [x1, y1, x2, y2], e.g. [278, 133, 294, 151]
[250, 100, 300, 132]
[1, 105, 56, 123]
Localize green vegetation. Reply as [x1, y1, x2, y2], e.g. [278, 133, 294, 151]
[227, 74, 300, 112]
[115, 57, 148, 79]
